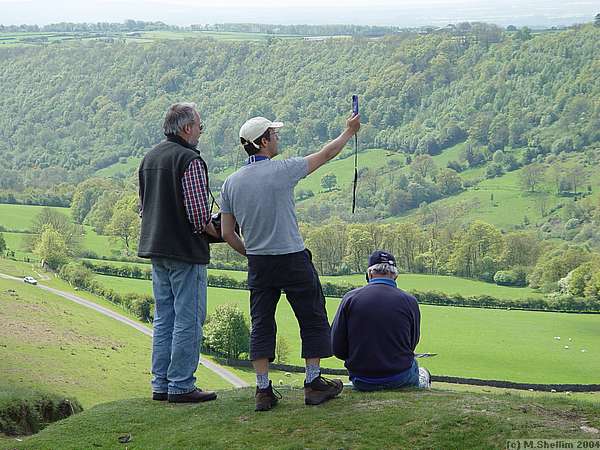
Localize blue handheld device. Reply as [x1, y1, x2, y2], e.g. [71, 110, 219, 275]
[352, 95, 359, 115]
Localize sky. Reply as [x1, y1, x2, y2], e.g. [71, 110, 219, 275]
[1, 0, 598, 27]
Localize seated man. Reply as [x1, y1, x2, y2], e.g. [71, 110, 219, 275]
[331, 250, 431, 391]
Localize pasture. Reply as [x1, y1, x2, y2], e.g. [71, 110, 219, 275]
[94, 274, 600, 384]
[94, 156, 141, 178]
[321, 273, 544, 300]
[0, 203, 68, 231]
[0, 277, 232, 408]
[91, 264, 543, 300]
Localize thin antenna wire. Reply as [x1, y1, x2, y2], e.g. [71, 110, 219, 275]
[352, 133, 358, 214]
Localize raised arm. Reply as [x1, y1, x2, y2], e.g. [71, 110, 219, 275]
[221, 212, 246, 256]
[305, 113, 360, 175]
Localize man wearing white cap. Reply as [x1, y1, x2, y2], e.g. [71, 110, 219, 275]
[220, 113, 360, 411]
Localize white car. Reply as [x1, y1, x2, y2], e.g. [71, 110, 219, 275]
[23, 276, 38, 285]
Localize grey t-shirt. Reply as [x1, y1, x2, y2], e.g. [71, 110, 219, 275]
[220, 157, 308, 255]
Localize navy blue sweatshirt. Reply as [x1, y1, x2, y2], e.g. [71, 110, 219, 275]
[331, 278, 421, 378]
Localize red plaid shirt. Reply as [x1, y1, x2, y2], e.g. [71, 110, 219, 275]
[181, 159, 211, 233]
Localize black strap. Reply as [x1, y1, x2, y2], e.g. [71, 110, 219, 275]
[196, 156, 219, 214]
[352, 133, 358, 214]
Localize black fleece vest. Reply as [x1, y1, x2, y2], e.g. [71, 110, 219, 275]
[137, 139, 210, 264]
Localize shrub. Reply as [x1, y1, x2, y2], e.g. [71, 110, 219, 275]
[128, 295, 154, 323]
[59, 262, 95, 289]
[494, 269, 527, 287]
[203, 304, 250, 359]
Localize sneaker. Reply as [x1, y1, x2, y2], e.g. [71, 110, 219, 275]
[168, 388, 217, 403]
[255, 381, 282, 412]
[418, 367, 431, 389]
[152, 392, 168, 401]
[304, 374, 343, 405]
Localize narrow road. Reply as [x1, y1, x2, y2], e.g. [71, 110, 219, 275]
[0, 272, 249, 388]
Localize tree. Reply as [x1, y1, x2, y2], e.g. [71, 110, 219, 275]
[71, 178, 116, 224]
[203, 304, 250, 359]
[304, 221, 347, 275]
[320, 173, 338, 192]
[595, 13, 600, 27]
[107, 209, 140, 255]
[0, 232, 5, 255]
[30, 208, 82, 255]
[449, 221, 504, 278]
[344, 224, 376, 272]
[435, 168, 463, 196]
[86, 190, 121, 233]
[106, 194, 141, 255]
[410, 154, 437, 179]
[518, 163, 544, 192]
[384, 222, 426, 272]
[546, 164, 564, 194]
[275, 335, 291, 364]
[565, 164, 585, 194]
[501, 232, 541, 268]
[33, 225, 69, 269]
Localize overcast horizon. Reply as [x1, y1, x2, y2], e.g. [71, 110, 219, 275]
[1, 0, 598, 28]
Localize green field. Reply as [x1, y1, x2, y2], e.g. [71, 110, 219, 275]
[93, 274, 600, 384]
[95, 156, 141, 178]
[0, 30, 309, 49]
[321, 273, 544, 300]
[92, 264, 542, 300]
[0, 277, 231, 409]
[140, 30, 306, 42]
[0, 204, 68, 231]
[296, 148, 405, 195]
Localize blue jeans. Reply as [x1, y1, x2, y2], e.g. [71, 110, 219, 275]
[351, 359, 419, 392]
[150, 258, 207, 395]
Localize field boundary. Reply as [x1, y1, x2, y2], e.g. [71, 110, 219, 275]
[83, 261, 600, 314]
[212, 358, 600, 392]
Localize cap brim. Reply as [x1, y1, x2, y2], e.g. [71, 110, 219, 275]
[270, 121, 284, 128]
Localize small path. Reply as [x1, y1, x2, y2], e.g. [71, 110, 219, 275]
[0, 272, 249, 388]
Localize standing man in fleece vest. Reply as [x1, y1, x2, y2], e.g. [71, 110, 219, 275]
[138, 102, 219, 403]
[220, 112, 360, 411]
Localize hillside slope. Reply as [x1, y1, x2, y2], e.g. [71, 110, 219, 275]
[6, 387, 600, 449]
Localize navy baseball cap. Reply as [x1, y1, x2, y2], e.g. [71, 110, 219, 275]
[368, 250, 396, 267]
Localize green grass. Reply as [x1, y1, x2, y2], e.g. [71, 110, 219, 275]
[296, 148, 405, 196]
[321, 273, 544, 300]
[399, 152, 600, 229]
[0, 277, 231, 410]
[94, 274, 600, 384]
[1, 232, 35, 260]
[395, 168, 542, 228]
[7, 388, 600, 449]
[140, 30, 305, 41]
[94, 265, 543, 300]
[0, 204, 69, 231]
[0, 30, 308, 49]
[95, 156, 141, 178]
[80, 225, 126, 258]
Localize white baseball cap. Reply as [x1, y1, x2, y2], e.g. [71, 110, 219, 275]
[239, 117, 284, 149]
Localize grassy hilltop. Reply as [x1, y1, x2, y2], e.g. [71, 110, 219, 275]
[5, 387, 600, 449]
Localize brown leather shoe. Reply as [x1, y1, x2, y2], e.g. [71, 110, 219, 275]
[304, 374, 343, 405]
[168, 388, 217, 403]
[152, 392, 168, 401]
[255, 381, 282, 412]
